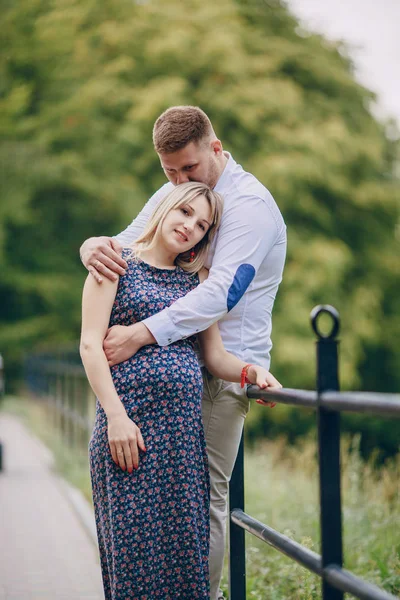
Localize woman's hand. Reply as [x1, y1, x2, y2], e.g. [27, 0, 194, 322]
[246, 365, 282, 408]
[107, 412, 146, 472]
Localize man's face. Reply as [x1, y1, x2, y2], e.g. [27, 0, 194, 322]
[158, 141, 221, 189]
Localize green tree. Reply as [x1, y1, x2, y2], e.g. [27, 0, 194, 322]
[0, 0, 399, 400]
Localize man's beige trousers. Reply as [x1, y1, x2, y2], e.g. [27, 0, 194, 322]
[202, 370, 250, 600]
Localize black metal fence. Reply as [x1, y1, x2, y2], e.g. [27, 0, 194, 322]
[24, 349, 95, 452]
[229, 305, 400, 600]
[22, 305, 400, 599]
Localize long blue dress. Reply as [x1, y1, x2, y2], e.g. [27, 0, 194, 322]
[89, 253, 210, 599]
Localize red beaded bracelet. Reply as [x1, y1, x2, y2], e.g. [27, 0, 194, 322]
[240, 364, 254, 388]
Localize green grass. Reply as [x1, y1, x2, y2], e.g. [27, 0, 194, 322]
[2, 395, 399, 598]
[219, 436, 400, 598]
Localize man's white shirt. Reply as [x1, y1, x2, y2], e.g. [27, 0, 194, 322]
[116, 152, 286, 370]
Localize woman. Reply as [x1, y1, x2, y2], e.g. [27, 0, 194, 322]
[80, 182, 280, 599]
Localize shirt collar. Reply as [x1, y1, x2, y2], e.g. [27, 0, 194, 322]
[214, 152, 235, 193]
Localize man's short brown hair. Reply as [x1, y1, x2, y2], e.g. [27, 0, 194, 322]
[153, 106, 213, 154]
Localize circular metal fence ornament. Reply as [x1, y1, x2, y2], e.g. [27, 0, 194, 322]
[310, 305, 340, 339]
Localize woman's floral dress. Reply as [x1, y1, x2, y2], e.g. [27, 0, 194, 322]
[89, 253, 210, 599]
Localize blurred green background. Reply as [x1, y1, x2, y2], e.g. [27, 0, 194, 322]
[1, 0, 399, 454]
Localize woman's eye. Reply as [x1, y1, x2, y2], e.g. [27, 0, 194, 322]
[199, 223, 205, 231]
[181, 208, 189, 215]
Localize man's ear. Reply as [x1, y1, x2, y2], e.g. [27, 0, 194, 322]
[211, 139, 223, 156]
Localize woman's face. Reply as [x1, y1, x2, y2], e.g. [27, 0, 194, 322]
[160, 194, 212, 255]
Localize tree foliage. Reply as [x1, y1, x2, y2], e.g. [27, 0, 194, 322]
[1, 0, 399, 404]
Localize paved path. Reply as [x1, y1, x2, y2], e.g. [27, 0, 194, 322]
[0, 413, 104, 600]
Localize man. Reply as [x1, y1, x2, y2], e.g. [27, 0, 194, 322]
[80, 106, 286, 599]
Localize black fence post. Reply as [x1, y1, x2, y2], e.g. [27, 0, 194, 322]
[311, 305, 343, 600]
[229, 431, 246, 600]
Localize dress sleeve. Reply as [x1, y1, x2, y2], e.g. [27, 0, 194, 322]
[114, 183, 173, 246]
[142, 194, 286, 346]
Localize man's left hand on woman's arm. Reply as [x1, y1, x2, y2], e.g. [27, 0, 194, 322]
[104, 322, 156, 366]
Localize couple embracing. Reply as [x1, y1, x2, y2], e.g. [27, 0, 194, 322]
[80, 105, 286, 599]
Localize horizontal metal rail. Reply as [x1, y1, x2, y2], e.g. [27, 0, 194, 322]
[231, 509, 321, 575]
[324, 566, 399, 600]
[321, 392, 400, 417]
[247, 387, 400, 417]
[247, 386, 317, 407]
[231, 510, 398, 600]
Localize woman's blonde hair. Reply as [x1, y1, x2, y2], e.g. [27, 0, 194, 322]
[132, 182, 223, 273]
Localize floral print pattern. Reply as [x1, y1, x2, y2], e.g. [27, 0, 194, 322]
[89, 252, 210, 599]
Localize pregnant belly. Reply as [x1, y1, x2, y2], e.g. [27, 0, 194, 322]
[111, 342, 202, 401]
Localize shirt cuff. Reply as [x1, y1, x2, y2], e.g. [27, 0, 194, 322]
[142, 311, 179, 347]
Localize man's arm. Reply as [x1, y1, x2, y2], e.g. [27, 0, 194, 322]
[80, 182, 173, 282]
[143, 194, 286, 345]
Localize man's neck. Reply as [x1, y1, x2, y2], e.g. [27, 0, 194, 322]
[215, 152, 229, 184]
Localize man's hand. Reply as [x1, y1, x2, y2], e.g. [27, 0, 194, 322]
[80, 236, 127, 283]
[104, 323, 156, 366]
